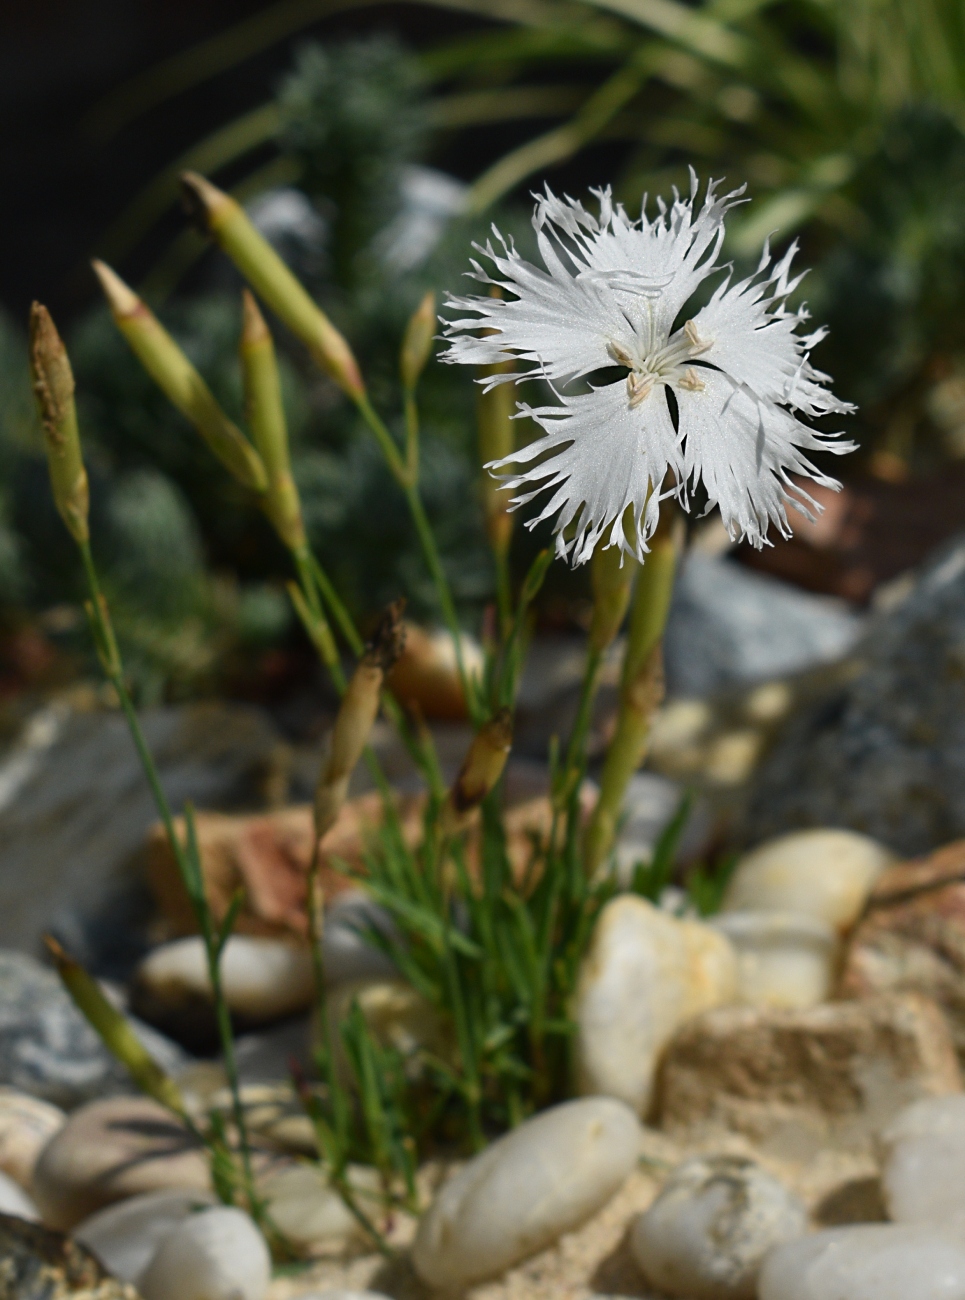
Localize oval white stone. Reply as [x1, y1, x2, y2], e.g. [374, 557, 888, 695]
[879, 1093, 965, 1224]
[630, 1155, 807, 1299]
[711, 910, 837, 1010]
[138, 1206, 270, 1300]
[575, 895, 737, 1114]
[411, 1096, 641, 1289]
[74, 1189, 216, 1284]
[260, 1162, 381, 1251]
[722, 829, 893, 933]
[759, 1224, 965, 1300]
[136, 936, 315, 1022]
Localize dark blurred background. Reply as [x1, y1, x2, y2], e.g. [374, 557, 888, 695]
[3, 0, 965, 710]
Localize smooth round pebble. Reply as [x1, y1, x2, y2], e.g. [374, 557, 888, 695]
[722, 829, 893, 933]
[412, 1096, 642, 1289]
[32, 1096, 210, 1229]
[880, 1093, 965, 1224]
[74, 1188, 216, 1283]
[0, 1168, 39, 1220]
[711, 911, 837, 1010]
[0, 1087, 65, 1188]
[287, 1293, 392, 1300]
[135, 935, 315, 1023]
[260, 1162, 381, 1251]
[759, 1223, 965, 1300]
[630, 1155, 807, 1299]
[138, 1206, 270, 1300]
[575, 895, 737, 1114]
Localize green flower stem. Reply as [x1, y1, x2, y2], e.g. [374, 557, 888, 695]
[351, 393, 481, 726]
[77, 539, 260, 1216]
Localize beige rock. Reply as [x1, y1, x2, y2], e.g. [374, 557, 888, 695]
[0, 1167, 40, 1220]
[575, 895, 738, 1115]
[411, 1096, 642, 1289]
[32, 1096, 210, 1230]
[134, 935, 315, 1025]
[711, 910, 838, 1010]
[723, 828, 895, 933]
[0, 1086, 65, 1188]
[657, 993, 962, 1154]
[840, 839, 965, 1064]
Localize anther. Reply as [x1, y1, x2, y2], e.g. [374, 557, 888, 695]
[678, 367, 706, 392]
[608, 341, 636, 369]
[627, 373, 654, 408]
[684, 320, 712, 355]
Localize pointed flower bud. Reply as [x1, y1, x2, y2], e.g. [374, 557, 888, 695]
[45, 935, 186, 1117]
[180, 172, 364, 400]
[314, 601, 406, 839]
[400, 291, 436, 392]
[92, 261, 268, 493]
[28, 304, 89, 544]
[440, 707, 513, 834]
[240, 290, 305, 551]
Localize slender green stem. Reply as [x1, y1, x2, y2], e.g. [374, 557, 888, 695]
[78, 541, 259, 1215]
[305, 551, 363, 657]
[554, 646, 603, 810]
[494, 547, 513, 645]
[403, 391, 420, 487]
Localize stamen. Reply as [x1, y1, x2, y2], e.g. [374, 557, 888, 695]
[607, 341, 636, 368]
[678, 367, 706, 392]
[684, 319, 713, 355]
[627, 373, 654, 408]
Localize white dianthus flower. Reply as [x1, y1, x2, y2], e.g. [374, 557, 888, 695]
[441, 171, 856, 565]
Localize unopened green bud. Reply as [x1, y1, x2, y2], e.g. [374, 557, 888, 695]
[180, 172, 365, 400]
[240, 290, 305, 550]
[92, 260, 268, 493]
[400, 291, 436, 391]
[28, 304, 89, 544]
[45, 935, 186, 1117]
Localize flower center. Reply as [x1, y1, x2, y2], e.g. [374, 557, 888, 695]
[608, 319, 713, 409]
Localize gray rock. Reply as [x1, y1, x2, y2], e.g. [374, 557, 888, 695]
[664, 553, 863, 697]
[0, 701, 283, 973]
[742, 535, 965, 856]
[0, 950, 187, 1110]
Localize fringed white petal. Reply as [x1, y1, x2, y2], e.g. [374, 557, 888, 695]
[676, 368, 856, 549]
[690, 241, 855, 418]
[489, 381, 680, 565]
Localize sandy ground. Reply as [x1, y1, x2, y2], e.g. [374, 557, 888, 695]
[267, 1128, 880, 1300]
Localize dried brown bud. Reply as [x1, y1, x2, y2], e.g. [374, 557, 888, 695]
[28, 304, 89, 543]
[442, 707, 513, 833]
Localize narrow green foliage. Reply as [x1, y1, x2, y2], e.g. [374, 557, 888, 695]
[630, 791, 694, 902]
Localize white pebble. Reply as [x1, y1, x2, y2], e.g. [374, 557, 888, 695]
[260, 1162, 381, 1251]
[878, 1095, 965, 1224]
[722, 829, 893, 932]
[288, 1293, 392, 1300]
[0, 1169, 39, 1220]
[575, 895, 737, 1115]
[759, 1223, 965, 1300]
[412, 1097, 642, 1289]
[73, 1189, 216, 1283]
[630, 1155, 807, 1299]
[711, 910, 837, 1010]
[0, 1088, 65, 1188]
[137, 1206, 270, 1300]
[136, 936, 315, 1022]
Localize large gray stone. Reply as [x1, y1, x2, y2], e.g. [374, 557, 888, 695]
[0, 950, 186, 1110]
[0, 701, 283, 973]
[664, 553, 863, 698]
[742, 535, 965, 856]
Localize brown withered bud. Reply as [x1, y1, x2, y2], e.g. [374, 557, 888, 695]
[441, 707, 513, 834]
[313, 600, 406, 840]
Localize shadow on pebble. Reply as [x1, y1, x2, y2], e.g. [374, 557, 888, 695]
[814, 1176, 887, 1226]
[589, 1223, 650, 1298]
